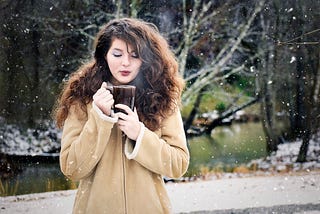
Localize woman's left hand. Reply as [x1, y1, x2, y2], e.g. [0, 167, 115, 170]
[115, 104, 141, 141]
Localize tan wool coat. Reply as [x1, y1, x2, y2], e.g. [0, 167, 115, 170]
[59, 102, 190, 214]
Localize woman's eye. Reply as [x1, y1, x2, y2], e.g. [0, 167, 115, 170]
[112, 53, 122, 57]
[131, 52, 139, 58]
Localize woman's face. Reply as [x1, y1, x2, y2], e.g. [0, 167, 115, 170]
[105, 38, 142, 85]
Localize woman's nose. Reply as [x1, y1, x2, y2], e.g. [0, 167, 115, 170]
[122, 55, 130, 66]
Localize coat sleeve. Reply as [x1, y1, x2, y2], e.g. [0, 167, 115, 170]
[59, 103, 117, 181]
[124, 109, 190, 179]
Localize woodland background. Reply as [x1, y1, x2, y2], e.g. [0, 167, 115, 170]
[0, 0, 319, 162]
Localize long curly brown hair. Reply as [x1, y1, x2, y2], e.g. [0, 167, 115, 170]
[54, 18, 184, 131]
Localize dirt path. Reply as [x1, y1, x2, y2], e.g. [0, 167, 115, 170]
[1, 172, 320, 214]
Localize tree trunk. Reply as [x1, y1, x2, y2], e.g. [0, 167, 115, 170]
[296, 42, 320, 162]
[183, 86, 207, 133]
[1, 2, 22, 123]
[293, 48, 306, 137]
[27, 0, 41, 126]
[260, 40, 278, 153]
[296, 128, 310, 162]
[204, 97, 260, 135]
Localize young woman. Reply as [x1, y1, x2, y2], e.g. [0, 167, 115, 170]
[54, 18, 189, 214]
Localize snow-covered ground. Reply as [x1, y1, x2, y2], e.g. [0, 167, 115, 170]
[1, 118, 319, 167]
[0, 120, 61, 155]
[1, 118, 320, 175]
[1, 171, 320, 213]
[247, 132, 320, 173]
[1, 120, 320, 213]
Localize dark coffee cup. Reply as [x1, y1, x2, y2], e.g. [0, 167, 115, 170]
[107, 85, 136, 114]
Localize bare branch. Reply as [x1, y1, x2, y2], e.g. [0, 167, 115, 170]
[182, 0, 266, 105]
[277, 28, 320, 46]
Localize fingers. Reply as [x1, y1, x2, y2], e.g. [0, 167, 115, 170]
[94, 82, 109, 97]
[116, 111, 141, 141]
[94, 88, 112, 103]
[101, 82, 108, 88]
[115, 104, 132, 115]
[115, 104, 138, 127]
[93, 82, 114, 115]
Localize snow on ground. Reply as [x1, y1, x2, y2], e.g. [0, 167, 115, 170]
[1, 171, 320, 214]
[1, 119, 320, 213]
[1, 118, 320, 171]
[247, 132, 320, 173]
[0, 120, 61, 155]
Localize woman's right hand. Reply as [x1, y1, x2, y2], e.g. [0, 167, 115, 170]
[93, 82, 114, 116]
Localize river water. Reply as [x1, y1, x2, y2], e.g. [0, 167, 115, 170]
[186, 122, 266, 177]
[1, 122, 266, 196]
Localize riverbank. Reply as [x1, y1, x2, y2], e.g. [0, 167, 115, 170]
[1, 171, 320, 213]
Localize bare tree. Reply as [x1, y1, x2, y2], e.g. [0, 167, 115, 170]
[174, 0, 265, 134]
[258, 0, 320, 156]
[178, 0, 265, 106]
[256, 0, 280, 153]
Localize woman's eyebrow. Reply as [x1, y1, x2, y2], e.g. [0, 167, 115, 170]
[113, 47, 136, 54]
[112, 48, 123, 51]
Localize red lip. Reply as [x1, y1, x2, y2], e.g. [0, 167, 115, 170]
[120, 71, 130, 76]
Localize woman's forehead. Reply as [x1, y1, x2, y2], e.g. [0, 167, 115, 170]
[110, 38, 136, 52]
